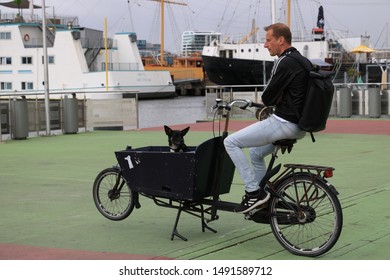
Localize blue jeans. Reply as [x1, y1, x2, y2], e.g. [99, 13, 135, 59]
[224, 115, 306, 193]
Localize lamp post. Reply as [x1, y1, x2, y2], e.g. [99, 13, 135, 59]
[42, 0, 50, 135]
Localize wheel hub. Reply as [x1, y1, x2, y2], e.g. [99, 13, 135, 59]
[108, 189, 120, 200]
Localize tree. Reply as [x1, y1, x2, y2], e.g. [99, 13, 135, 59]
[13, 0, 23, 16]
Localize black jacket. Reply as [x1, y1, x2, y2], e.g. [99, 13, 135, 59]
[262, 47, 312, 124]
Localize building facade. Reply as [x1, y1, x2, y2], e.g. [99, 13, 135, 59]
[181, 31, 221, 55]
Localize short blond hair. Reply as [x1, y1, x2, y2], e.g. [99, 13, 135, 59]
[264, 23, 292, 44]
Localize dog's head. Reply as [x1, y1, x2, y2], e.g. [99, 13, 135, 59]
[164, 125, 190, 152]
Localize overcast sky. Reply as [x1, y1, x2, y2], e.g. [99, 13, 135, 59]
[1, 0, 389, 52]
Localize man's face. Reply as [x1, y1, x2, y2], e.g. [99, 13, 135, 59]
[264, 30, 282, 57]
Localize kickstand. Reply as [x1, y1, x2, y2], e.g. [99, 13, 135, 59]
[200, 204, 217, 234]
[171, 206, 188, 241]
[170, 203, 217, 241]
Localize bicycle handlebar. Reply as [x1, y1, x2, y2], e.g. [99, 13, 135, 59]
[211, 99, 265, 112]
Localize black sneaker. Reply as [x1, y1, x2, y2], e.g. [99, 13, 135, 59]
[234, 188, 270, 214]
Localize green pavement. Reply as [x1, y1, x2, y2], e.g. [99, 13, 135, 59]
[0, 126, 389, 259]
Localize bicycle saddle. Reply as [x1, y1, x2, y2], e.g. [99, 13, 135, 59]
[273, 139, 296, 154]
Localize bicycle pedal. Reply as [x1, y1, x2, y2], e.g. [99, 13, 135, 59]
[244, 215, 252, 221]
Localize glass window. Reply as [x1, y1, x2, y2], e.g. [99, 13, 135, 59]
[21, 82, 34, 90]
[0, 57, 12, 65]
[0, 32, 11, 40]
[21, 57, 33, 64]
[0, 82, 12, 90]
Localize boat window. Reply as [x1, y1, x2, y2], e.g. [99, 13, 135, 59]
[21, 57, 33, 65]
[0, 57, 12, 65]
[21, 82, 34, 90]
[0, 32, 11, 40]
[256, 48, 259, 52]
[0, 82, 12, 90]
[41, 56, 55, 64]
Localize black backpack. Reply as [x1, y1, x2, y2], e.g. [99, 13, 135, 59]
[288, 55, 335, 142]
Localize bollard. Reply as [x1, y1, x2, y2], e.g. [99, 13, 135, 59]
[11, 96, 29, 140]
[339, 87, 352, 118]
[63, 94, 78, 134]
[368, 86, 381, 118]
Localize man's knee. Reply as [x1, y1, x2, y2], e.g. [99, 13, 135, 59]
[224, 135, 233, 149]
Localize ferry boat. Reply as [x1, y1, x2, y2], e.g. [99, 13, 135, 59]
[0, 1, 176, 99]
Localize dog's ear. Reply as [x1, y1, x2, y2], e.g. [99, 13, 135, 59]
[164, 125, 172, 136]
[181, 127, 190, 136]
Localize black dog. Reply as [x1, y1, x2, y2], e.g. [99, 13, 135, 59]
[164, 125, 190, 152]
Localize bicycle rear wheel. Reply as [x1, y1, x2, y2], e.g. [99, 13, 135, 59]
[268, 174, 343, 257]
[93, 167, 135, 221]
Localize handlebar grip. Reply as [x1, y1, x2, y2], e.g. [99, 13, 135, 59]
[250, 102, 265, 109]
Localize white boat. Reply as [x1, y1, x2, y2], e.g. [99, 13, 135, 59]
[0, 1, 176, 99]
[202, 37, 330, 86]
[201, 2, 380, 86]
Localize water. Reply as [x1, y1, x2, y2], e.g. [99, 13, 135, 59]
[138, 96, 207, 128]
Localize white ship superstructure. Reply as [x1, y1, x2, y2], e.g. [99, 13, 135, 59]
[0, 13, 175, 98]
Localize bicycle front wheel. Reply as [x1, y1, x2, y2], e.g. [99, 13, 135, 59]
[92, 167, 135, 221]
[268, 174, 343, 257]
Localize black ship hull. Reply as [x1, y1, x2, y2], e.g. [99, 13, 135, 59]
[202, 55, 274, 86]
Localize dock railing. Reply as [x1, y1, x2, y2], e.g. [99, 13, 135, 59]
[205, 83, 390, 119]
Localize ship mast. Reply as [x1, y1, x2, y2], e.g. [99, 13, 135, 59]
[286, 0, 291, 27]
[270, 0, 291, 27]
[148, 0, 187, 66]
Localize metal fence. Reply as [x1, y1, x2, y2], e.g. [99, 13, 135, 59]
[205, 83, 390, 119]
[0, 92, 139, 142]
[1, 95, 85, 139]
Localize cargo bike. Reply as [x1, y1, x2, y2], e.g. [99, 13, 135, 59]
[93, 99, 343, 257]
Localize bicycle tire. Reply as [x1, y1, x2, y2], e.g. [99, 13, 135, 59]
[92, 166, 135, 221]
[268, 173, 343, 257]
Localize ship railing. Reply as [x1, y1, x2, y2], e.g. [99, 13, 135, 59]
[99, 62, 140, 71]
[0, 12, 79, 26]
[85, 38, 116, 69]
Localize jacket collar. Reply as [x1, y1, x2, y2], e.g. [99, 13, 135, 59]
[280, 47, 297, 57]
